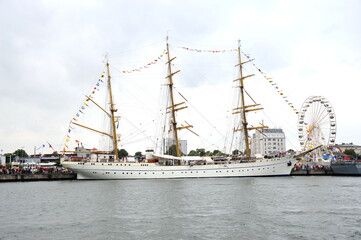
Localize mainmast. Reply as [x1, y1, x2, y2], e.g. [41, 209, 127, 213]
[233, 40, 266, 158]
[164, 38, 193, 157]
[106, 61, 119, 159]
[236, 41, 251, 157]
[166, 39, 182, 157]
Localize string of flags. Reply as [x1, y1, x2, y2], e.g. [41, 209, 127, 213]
[240, 50, 299, 114]
[179, 46, 238, 53]
[35, 142, 55, 152]
[178, 45, 298, 115]
[121, 51, 167, 74]
[63, 73, 105, 151]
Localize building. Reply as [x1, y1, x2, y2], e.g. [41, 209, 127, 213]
[336, 142, 361, 155]
[251, 128, 286, 156]
[164, 138, 187, 156]
[0, 154, 5, 166]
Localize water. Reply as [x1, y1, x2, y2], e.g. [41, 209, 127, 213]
[1, 176, 361, 240]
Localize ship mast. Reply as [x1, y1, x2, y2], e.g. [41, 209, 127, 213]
[233, 40, 267, 158]
[237, 41, 251, 157]
[106, 61, 119, 159]
[166, 39, 182, 157]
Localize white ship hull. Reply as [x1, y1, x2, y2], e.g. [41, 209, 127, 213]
[62, 157, 296, 180]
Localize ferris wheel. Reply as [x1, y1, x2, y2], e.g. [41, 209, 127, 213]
[298, 96, 336, 151]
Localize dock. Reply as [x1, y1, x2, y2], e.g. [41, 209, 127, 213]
[291, 168, 333, 175]
[0, 173, 77, 182]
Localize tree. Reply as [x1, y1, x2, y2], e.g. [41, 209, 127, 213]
[4, 153, 14, 164]
[118, 149, 128, 159]
[166, 145, 185, 156]
[13, 149, 28, 158]
[212, 149, 224, 156]
[232, 149, 240, 155]
[134, 151, 142, 158]
[287, 149, 296, 155]
[344, 149, 356, 159]
[205, 150, 212, 156]
[188, 150, 197, 156]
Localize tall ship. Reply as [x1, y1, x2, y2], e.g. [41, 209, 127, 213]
[61, 40, 299, 179]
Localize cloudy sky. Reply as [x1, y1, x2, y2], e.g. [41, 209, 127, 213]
[0, 0, 360, 155]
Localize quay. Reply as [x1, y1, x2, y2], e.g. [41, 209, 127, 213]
[0, 173, 77, 182]
[291, 168, 333, 175]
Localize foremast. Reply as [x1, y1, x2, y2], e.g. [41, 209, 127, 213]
[233, 40, 267, 157]
[106, 61, 119, 159]
[70, 60, 119, 159]
[165, 38, 192, 157]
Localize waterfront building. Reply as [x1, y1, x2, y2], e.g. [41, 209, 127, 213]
[164, 138, 187, 156]
[251, 128, 286, 156]
[336, 142, 361, 155]
[0, 153, 5, 166]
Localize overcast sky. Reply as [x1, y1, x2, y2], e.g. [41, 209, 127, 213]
[1, 0, 360, 155]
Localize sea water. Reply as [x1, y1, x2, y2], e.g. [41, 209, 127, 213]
[0, 176, 360, 240]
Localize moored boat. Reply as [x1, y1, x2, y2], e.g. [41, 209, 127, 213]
[61, 39, 299, 179]
[331, 160, 361, 175]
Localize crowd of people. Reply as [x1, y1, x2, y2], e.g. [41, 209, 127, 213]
[1, 166, 70, 175]
[293, 162, 331, 171]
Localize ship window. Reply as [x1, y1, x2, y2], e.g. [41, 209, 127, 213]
[162, 172, 164, 174]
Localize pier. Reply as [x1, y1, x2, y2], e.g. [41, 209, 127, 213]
[0, 173, 76, 182]
[291, 168, 333, 175]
